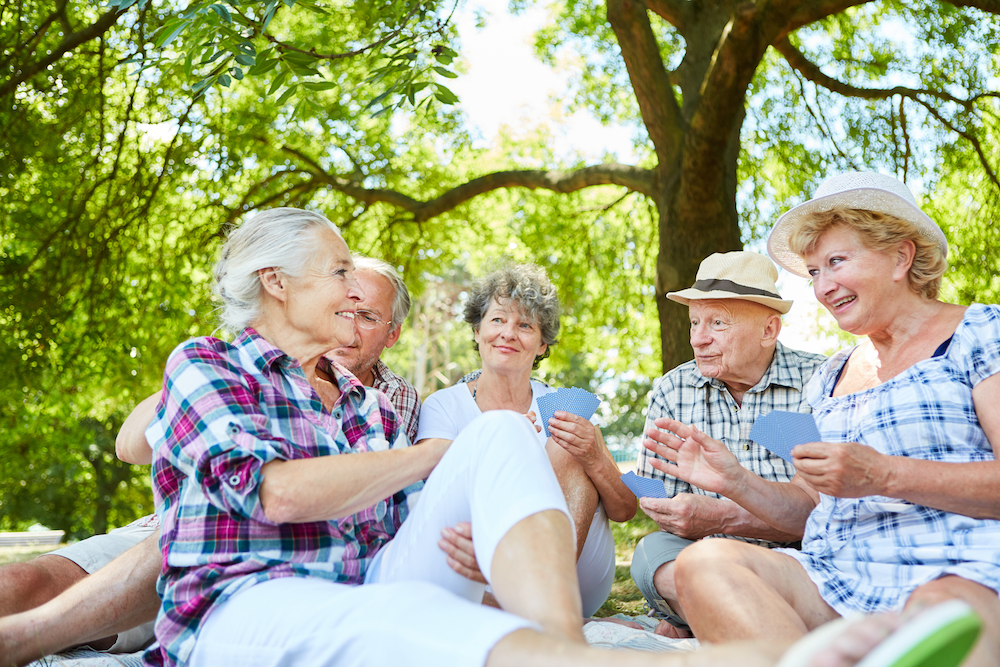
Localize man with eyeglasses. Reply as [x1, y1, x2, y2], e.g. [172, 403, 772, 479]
[0, 256, 421, 664]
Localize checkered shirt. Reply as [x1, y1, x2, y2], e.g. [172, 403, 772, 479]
[781, 304, 1000, 614]
[637, 341, 826, 547]
[369, 359, 421, 444]
[144, 328, 419, 667]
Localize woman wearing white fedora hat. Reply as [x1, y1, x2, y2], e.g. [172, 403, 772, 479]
[645, 172, 1000, 666]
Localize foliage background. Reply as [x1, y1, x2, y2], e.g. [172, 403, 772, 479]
[1, 0, 997, 537]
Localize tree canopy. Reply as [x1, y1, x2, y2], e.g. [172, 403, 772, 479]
[1, 0, 998, 534]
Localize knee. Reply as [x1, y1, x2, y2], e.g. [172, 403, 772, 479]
[674, 538, 747, 586]
[909, 576, 1000, 616]
[0, 559, 81, 612]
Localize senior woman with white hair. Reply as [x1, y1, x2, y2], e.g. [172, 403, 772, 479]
[416, 264, 637, 616]
[643, 173, 1000, 665]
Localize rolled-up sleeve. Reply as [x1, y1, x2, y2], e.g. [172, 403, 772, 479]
[156, 340, 289, 524]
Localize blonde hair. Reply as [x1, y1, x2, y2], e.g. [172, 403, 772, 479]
[787, 207, 947, 300]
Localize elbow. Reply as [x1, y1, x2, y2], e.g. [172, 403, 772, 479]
[259, 461, 304, 524]
[606, 499, 637, 523]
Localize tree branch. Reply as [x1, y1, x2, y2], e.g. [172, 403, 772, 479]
[278, 144, 656, 221]
[0, 6, 126, 98]
[643, 0, 689, 28]
[773, 37, 1000, 109]
[606, 0, 684, 166]
[944, 0, 1000, 14]
[264, 6, 420, 60]
[775, 0, 875, 38]
[912, 98, 1000, 190]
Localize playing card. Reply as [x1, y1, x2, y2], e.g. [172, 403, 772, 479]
[619, 471, 668, 498]
[748, 411, 821, 463]
[536, 387, 601, 437]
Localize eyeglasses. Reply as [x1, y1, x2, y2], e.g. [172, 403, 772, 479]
[355, 310, 392, 330]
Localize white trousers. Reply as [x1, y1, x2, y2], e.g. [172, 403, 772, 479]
[188, 411, 571, 667]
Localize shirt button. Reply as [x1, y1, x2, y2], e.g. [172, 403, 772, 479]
[228, 475, 240, 486]
[227, 425, 240, 436]
[333, 409, 343, 419]
[743, 444, 750, 451]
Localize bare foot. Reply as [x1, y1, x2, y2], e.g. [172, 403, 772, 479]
[653, 620, 694, 639]
[810, 614, 900, 667]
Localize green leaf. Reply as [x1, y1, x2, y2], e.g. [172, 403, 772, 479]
[234, 53, 255, 67]
[433, 66, 457, 79]
[230, 67, 244, 80]
[209, 3, 232, 24]
[433, 83, 458, 105]
[276, 85, 297, 105]
[301, 81, 337, 91]
[261, 6, 277, 32]
[247, 57, 280, 77]
[218, 73, 232, 87]
[267, 70, 289, 95]
[153, 19, 187, 49]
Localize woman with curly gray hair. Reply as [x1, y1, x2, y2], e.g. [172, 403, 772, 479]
[416, 263, 637, 616]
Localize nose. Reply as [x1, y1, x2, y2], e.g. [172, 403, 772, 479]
[347, 277, 364, 303]
[690, 322, 711, 348]
[812, 269, 836, 300]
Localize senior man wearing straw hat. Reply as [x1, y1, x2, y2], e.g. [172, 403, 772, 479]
[629, 251, 826, 637]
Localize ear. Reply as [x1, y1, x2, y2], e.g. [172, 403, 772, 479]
[536, 341, 548, 358]
[384, 325, 402, 349]
[258, 268, 288, 302]
[893, 240, 916, 282]
[761, 313, 781, 347]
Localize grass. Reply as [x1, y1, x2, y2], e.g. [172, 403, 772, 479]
[593, 507, 659, 618]
[0, 545, 61, 566]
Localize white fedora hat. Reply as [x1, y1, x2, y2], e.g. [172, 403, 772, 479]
[767, 172, 948, 278]
[667, 251, 792, 314]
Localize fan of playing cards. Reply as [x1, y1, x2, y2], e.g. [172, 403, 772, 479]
[535, 387, 601, 438]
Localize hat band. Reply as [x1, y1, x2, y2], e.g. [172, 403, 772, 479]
[692, 278, 782, 300]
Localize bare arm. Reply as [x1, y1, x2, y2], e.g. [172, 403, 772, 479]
[793, 371, 1000, 520]
[260, 439, 449, 524]
[545, 441, 598, 561]
[638, 493, 803, 542]
[644, 417, 820, 535]
[115, 391, 162, 465]
[548, 413, 637, 522]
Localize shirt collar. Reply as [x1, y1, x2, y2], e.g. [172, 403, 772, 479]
[369, 359, 399, 392]
[236, 327, 289, 374]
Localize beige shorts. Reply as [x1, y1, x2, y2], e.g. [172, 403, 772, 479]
[45, 513, 159, 653]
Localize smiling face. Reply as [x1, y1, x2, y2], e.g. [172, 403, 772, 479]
[267, 226, 362, 352]
[688, 299, 781, 393]
[328, 269, 401, 383]
[803, 224, 907, 336]
[474, 298, 547, 376]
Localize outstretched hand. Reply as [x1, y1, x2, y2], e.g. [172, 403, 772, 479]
[439, 522, 486, 584]
[643, 417, 747, 497]
[793, 441, 890, 498]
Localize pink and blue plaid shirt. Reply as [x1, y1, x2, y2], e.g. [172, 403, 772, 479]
[144, 328, 420, 667]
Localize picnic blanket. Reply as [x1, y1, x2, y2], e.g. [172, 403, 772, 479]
[27, 615, 697, 665]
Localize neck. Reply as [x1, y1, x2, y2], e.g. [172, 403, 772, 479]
[355, 364, 376, 388]
[723, 347, 775, 408]
[474, 367, 533, 411]
[252, 318, 328, 386]
[867, 297, 944, 356]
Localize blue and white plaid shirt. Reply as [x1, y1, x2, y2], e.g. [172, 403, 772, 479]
[783, 304, 1000, 614]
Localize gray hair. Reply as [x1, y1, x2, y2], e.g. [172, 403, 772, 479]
[352, 255, 412, 329]
[464, 263, 560, 369]
[214, 208, 341, 333]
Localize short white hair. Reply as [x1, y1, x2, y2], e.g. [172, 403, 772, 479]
[214, 208, 341, 333]
[352, 255, 411, 328]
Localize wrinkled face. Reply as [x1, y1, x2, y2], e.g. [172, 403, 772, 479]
[803, 224, 901, 336]
[328, 270, 400, 378]
[474, 298, 547, 374]
[280, 227, 361, 350]
[688, 300, 772, 388]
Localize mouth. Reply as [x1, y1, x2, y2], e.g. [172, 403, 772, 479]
[336, 311, 356, 320]
[830, 295, 856, 311]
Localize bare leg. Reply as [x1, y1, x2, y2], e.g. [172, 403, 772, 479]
[489, 509, 585, 643]
[675, 538, 839, 643]
[0, 556, 88, 616]
[905, 576, 1000, 667]
[0, 531, 161, 666]
[546, 442, 598, 561]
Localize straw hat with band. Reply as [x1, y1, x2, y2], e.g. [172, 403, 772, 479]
[666, 251, 793, 315]
[767, 172, 949, 278]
